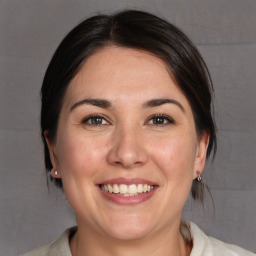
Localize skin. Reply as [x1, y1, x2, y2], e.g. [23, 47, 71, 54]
[46, 46, 209, 256]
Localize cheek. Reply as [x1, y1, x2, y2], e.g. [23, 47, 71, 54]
[55, 132, 107, 178]
[149, 133, 196, 178]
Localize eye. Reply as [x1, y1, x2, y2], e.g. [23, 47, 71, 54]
[147, 114, 175, 125]
[82, 114, 109, 126]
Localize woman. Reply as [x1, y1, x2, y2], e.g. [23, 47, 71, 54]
[22, 10, 255, 256]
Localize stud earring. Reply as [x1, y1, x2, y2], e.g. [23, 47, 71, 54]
[54, 170, 58, 176]
[196, 171, 203, 183]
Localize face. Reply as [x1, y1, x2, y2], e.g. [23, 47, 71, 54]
[46, 46, 208, 241]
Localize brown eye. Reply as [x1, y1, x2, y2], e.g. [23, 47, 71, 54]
[148, 114, 174, 125]
[82, 115, 108, 125]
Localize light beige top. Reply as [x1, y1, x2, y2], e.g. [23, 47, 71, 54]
[21, 222, 256, 256]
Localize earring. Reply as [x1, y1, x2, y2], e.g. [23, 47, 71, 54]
[54, 170, 58, 176]
[196, 171, 203, 183]
[192, 171, 205, 201]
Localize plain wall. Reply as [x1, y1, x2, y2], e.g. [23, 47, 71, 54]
[0, 0, 255, 255]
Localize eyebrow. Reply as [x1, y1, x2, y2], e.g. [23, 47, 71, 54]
[142, 98, 185, 112]
[70, 98, 185, 112]
[70, 99, 112, 112]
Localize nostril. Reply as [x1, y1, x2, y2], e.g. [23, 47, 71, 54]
[106, 132, 148, 168]
[107, 150, 148, 168]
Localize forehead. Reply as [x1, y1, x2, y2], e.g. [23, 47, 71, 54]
[63, 46, 187, 107]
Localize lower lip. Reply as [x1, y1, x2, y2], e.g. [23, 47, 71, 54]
[98, 186, 158, 205]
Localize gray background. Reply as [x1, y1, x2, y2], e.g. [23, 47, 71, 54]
[0, 0, 256, 255]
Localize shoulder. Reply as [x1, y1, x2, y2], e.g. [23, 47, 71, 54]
[189, 221, 256, 256]
[20, 227, 76, 256]
[21, 243, 51, 256]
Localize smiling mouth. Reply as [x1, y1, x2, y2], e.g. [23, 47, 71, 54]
[99, 184, 155, 197]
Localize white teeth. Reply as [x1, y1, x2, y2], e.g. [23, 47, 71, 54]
[128, 184, 137, 194]
[137, 184, 143, 193]
[113, 184, 119, 193]
[119, 184, 128, 194]
[100, 183, 155, 196]
[107, 184, 113, 193]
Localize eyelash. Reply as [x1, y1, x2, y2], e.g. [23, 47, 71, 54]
[146, 114, 175, 126]
[81, 114, 175, 126]
[81, 114, 110, 126]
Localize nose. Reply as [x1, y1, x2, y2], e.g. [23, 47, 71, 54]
[107, 126, 148, 169]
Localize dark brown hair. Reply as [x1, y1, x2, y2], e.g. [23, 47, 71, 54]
[41, 10, 217, 200]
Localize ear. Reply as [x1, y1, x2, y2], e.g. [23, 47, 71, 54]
[44, 131, 61, 178]
[193, 131, 209, 179]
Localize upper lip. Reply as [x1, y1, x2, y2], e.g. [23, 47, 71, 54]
[98, 177, 157, 186]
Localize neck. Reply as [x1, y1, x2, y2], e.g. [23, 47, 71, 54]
[70, 220, 192, 256]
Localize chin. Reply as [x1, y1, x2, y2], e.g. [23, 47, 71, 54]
[98, 213, 156, 241]
[106, 224, 153, 241]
